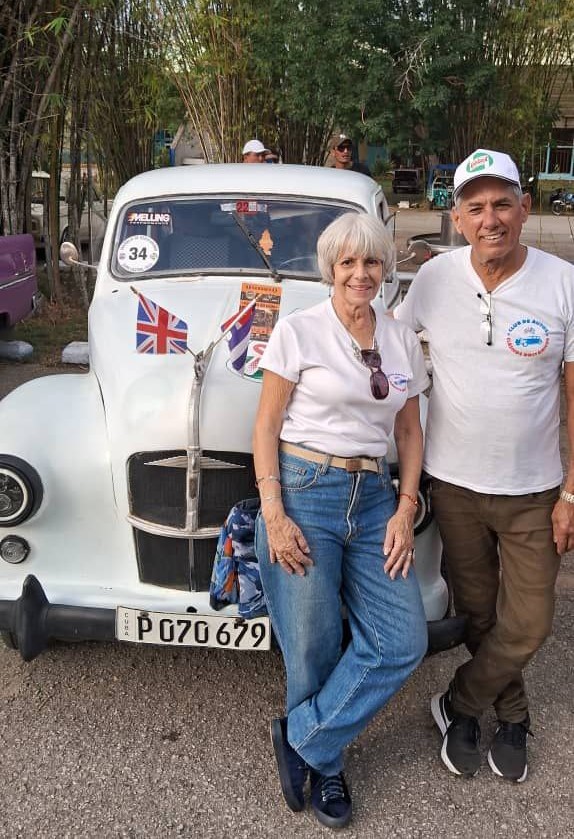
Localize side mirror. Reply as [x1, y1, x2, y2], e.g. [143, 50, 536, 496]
[60, 241, 80, 265]
[59, 241, 97, 269]
[396, 239, 432, 266]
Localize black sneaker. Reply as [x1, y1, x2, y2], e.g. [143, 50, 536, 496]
[270, 717, 308, 812]
[310, 769, 352, 829]
[431, 690, 481, 777]
[487, 718, 532, 783]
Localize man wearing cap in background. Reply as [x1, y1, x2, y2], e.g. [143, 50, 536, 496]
[394, 148, 574, 783]
[242, 139, 270, 163]
[330, 134, 372, 176]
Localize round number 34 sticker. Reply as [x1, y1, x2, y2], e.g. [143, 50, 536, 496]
[117, 235, 160, 273]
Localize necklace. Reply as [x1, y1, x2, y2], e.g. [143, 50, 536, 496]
[350, 333, 378, 364]
[331, 298, 377, 359]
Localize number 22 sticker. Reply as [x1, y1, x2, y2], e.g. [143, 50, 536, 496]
[117, 235, 160, 273]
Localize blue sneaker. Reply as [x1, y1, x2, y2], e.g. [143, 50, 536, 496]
[310, 769, 352, 829]
[270, 717, 308, 812]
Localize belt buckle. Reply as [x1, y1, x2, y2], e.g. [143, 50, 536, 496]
[345, 458, 361, 472]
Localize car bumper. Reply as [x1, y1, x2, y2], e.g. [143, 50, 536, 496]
[0, 574, 467, 661]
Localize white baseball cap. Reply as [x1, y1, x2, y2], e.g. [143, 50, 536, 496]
[453, 149, 521, 200]
[242, 139, 270, 155]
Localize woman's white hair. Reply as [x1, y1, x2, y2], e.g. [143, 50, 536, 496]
[317, 212, 395, 285]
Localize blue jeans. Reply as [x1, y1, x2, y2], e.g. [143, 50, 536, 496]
[255, 449, 427, 776]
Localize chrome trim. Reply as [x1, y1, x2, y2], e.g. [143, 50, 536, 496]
[0, 271, 35, 291]
[127, 514, 220, 540]
[146, 455, 244, 470]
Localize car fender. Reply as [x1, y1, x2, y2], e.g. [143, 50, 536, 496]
[0, 373, 135, 596]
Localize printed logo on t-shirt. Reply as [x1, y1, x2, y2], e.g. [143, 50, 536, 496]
[387, 372, 410, 392]
[506, 318, 550, 357]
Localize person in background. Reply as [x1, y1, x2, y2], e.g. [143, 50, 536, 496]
[394, 148, 574, 783]
[330, 134, 372, 177]
[242, 139, 270, 163]
[264, 149, 280, 164]
[253, 212, 429, 829]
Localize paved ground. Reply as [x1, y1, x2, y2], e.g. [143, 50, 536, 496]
[0, 211, 573, 838]
[392, 207, 574, 266]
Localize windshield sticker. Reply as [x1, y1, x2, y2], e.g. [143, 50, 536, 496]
[117, 235, 160, 273]
[259, 229, 274, 255]
[240, 282, 281, 341]
[220, 201, 268, 214]
[127, 211, 171, 226]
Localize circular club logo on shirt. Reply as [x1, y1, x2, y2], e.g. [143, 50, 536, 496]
[506, 318, 549, 357]
[387, 372, 410, 392]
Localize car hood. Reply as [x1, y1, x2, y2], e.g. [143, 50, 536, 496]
[89, 274, 329, 458]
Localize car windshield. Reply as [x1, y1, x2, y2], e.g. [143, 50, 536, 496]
[112, 198, 355, 280]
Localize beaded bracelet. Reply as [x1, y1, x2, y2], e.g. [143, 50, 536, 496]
[260, 495, 282, 503]
[399, 492, 419, 508]
[256, 475, 281, 487]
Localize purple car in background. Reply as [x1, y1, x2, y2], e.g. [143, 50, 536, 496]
[0, 234, 38, 331]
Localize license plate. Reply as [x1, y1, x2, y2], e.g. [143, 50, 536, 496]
[116, 607, 271, 651]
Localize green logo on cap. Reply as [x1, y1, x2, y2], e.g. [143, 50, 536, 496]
[466, 151, 494, 174]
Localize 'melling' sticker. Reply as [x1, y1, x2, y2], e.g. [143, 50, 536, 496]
[127, 211, 171, 226]
[117, 235, 160, 273]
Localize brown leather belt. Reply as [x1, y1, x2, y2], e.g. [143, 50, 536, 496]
[279, 441, 381, 474]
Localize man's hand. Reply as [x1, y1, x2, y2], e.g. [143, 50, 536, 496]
[551, 498, 574, 554]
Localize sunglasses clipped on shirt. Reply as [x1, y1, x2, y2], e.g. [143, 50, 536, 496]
[478, 292, 493, 346]
[360, 349, 390, 400]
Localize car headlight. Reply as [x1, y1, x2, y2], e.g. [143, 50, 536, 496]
[0, 457, 43, 526]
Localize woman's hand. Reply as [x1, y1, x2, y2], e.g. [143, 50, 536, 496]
[263, 506, 312, 576]
[382, 507, 416, 579]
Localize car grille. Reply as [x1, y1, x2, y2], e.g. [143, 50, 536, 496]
[128, 449, 256, 591]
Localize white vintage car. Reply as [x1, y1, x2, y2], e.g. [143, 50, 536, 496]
[0, 164, 464, 660]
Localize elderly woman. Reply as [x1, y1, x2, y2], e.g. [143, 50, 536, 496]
[253, 212, 429, 829]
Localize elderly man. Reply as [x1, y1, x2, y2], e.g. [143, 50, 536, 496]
[242, 139, 270, 163]
[395, 148, 574, 783]
[330, 134, 372, 176]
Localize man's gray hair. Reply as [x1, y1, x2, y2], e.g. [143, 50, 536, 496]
[317, 212, 395, 285]
[454, 182, 523, 208]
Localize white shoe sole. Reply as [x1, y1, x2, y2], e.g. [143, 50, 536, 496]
[431, 692, 477, 777]
[431, 692, 450, 737]
[487, 749, 528, 783]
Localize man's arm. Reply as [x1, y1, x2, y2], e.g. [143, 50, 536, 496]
[551, 360, 574, 553]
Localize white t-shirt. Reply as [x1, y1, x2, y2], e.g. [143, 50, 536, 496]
[395, 246, 574, 494]
[259, 297, 430, 457]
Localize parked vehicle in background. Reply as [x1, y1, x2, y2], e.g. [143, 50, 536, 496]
[551, 190, 574, 216]
[392, 168, 423, 194]
[30, 196, 107, 252]
[426, 164, 456, 210]
[0, 164, 464, 662]
[0, 234, 38, 332]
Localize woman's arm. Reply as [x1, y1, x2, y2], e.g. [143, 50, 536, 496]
[382, 394, 423, 579]
[253, 370, 312, 575]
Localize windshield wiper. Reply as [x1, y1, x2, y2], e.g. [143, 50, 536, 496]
[230, 212, 281, 282]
